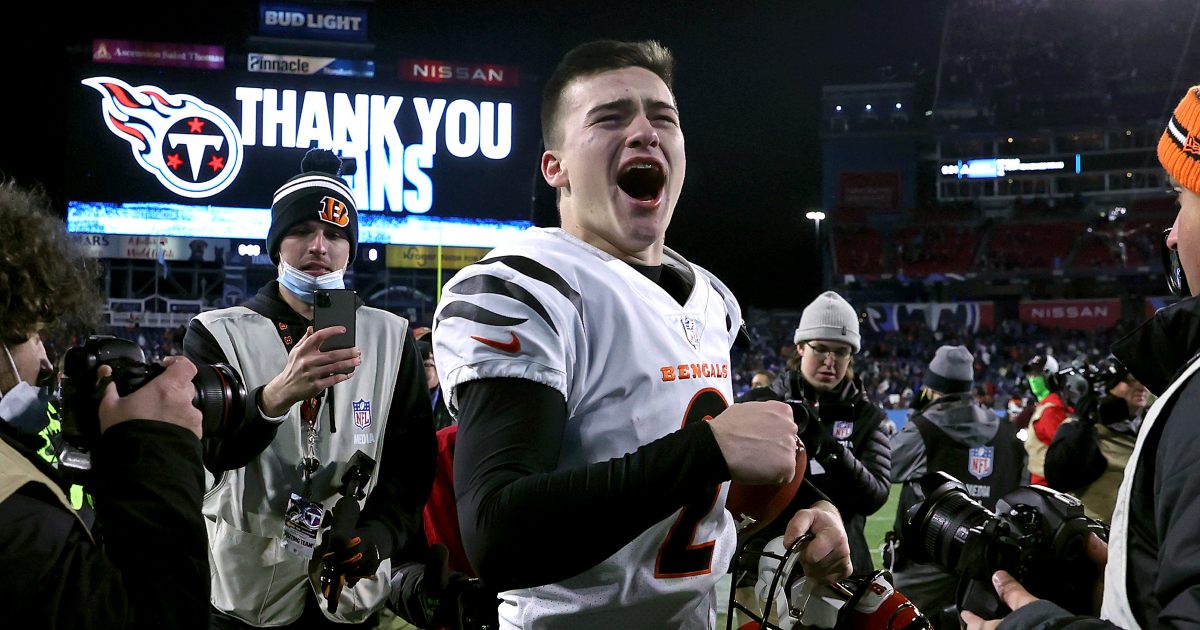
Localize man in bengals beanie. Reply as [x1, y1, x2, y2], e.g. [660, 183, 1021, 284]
[182, 149, 436, 627]
[965, 86, 1200, 630]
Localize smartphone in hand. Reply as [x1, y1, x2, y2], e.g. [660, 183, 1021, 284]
[313, 289, 357, 368]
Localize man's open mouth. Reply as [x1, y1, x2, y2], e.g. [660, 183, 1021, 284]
[617, 161, 665, 202]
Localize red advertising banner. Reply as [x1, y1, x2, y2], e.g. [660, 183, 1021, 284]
[397, 58, 520, 87]
[1019, 299, 1121, 330]
[838, 171, 900, 211]
[93, 39, 225, 70]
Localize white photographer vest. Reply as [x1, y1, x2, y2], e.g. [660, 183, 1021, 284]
[194, 305, 407, 625]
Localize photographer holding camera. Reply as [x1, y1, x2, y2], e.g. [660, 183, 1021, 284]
[184, 152, 435, 628]
[889, 345, 1027, 627]
[770, 291, 891, 577]
[1044, 361, 1148, 524]
[0, 181, 209, 628]
[1022, 354, 1072, 486]
[962, 85, 1200, 629]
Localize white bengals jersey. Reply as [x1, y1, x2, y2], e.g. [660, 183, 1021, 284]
[433, 228, 742, 629]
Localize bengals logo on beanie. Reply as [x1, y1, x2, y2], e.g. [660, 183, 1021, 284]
[319, 196, 350, 228]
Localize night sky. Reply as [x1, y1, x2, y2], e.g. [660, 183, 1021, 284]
[6, 1, 947, 308]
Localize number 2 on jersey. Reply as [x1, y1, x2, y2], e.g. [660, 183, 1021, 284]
[654, 388, 728, 578]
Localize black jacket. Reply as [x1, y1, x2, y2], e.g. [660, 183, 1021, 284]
[0, 419, 208, 629]
[770, 370, 891, 576]
[1002, 295, 1200, 629]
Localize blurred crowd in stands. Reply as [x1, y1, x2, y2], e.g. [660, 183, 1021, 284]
[732, 308, 1133, 415]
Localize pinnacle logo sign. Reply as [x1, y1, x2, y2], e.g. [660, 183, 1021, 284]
[83, 77, 244, 198]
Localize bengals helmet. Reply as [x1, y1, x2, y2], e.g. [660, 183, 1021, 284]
[727, 535, 929, 630]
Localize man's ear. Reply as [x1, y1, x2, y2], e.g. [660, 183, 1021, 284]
[541, 150, 568, 190]
[0, 345, 21, 395]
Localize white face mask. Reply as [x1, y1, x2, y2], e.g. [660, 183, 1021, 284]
[277, 260, 346, 304]
[0, 345, 52, 435]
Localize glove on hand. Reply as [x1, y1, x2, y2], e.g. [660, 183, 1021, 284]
[322, 527, 382, 591]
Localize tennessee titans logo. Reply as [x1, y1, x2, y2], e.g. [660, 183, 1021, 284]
[353, 399, 372, 429]
[968, 446, 994, 479]
[82, 76, 243, 198]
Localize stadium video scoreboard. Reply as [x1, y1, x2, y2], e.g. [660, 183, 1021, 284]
[66, 57, 539, 248]
[938, 154, 1082, 179]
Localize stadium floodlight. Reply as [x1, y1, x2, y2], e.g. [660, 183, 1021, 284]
[865, 104, 873, 111]
[835, 105, 843, 112]
[895, 102, 902, 109]
[806, 211, 825, 248]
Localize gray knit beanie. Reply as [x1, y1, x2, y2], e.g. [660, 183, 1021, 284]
[926, 345, 974, 394]
[794, 291, 860, 352]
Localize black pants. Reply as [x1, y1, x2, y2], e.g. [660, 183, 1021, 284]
[209, 594, 379, 629]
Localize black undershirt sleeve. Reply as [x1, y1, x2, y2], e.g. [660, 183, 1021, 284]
[453, 377, 731, 592]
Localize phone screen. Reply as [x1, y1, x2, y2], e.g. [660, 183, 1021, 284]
[313, 289, 357, 356]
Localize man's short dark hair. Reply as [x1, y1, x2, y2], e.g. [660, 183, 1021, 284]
[0, 181, 101, 345]
[541, 40, 675, 148]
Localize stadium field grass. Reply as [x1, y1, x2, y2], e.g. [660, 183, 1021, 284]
[864, 484, 904, 569]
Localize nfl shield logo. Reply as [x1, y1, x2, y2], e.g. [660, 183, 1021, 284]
[682, 316, 701, 349]
[833, 421, 854, 440]
[968, 446, 994, 479]
[352, 399, 372, 429]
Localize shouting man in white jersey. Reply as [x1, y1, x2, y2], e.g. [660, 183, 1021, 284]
[432, 40, 851, 628]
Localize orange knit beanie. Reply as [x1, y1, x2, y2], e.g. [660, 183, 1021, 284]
[1159, 85, 1200, 195]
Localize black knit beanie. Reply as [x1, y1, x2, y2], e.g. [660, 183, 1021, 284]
[266, 149, 358, 265]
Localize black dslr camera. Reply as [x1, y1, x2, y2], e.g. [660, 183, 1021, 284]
[58, 336, 247, 477]
[1056, 356, 1133, 426]
[903, 472, 1106, 618]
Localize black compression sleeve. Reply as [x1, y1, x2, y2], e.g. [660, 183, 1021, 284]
[454, 377, 731, 591]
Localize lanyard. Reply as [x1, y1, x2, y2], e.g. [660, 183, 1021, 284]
[272, 320, 327, 490]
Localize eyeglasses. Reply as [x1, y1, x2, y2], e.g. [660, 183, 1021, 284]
[1161, 227, 1189, 297]
[804, 342, 853, 360]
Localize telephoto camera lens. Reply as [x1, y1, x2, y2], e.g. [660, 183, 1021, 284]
[902, 473, 993, 571]
[192, 363, 247, 437]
